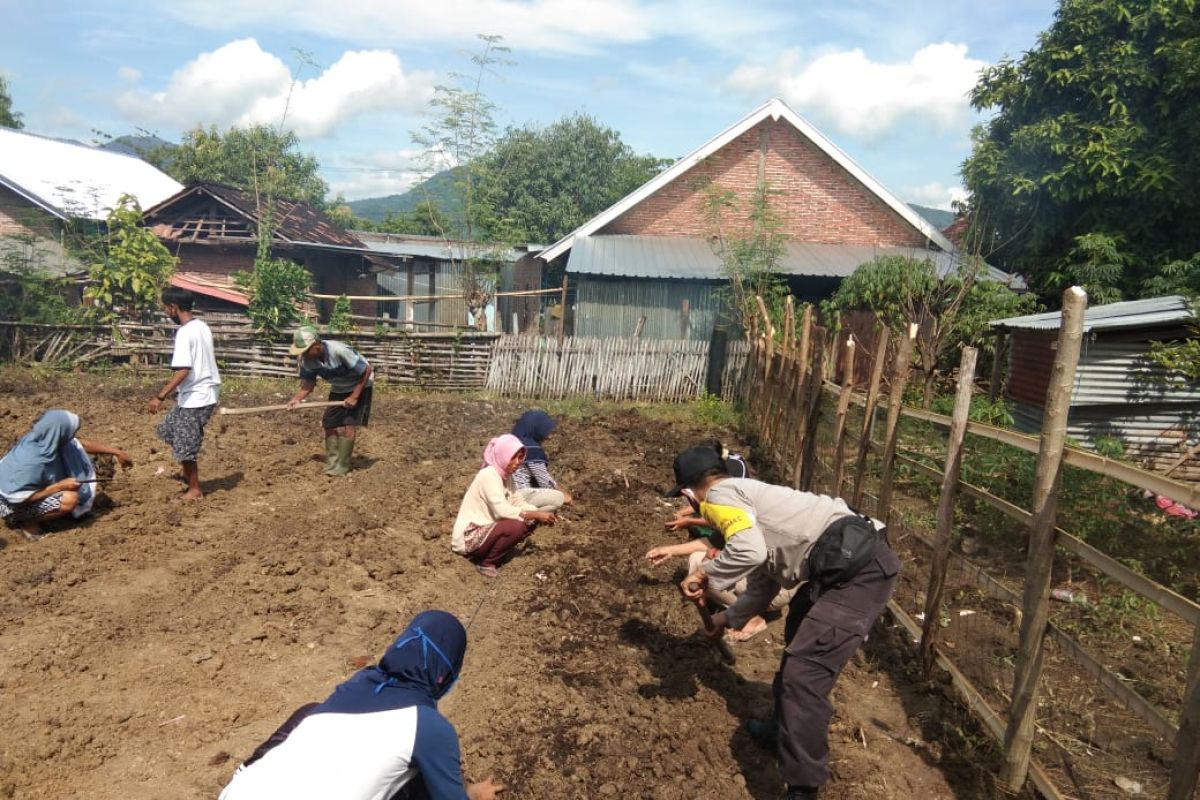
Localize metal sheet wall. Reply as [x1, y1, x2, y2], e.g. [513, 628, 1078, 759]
[573, 276, 725, 341]
[1013, 401, 1200, 483]
[375, 260, 468, 329]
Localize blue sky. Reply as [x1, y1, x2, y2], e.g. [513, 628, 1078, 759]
[1, 0, 1055, 208]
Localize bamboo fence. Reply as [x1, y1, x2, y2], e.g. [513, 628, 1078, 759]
[0, 320, 499, 391]
[486, 335, 720, 401]
[737, 290, 1200, 800]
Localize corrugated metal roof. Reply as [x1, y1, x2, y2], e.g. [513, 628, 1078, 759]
[566, 235, 1019, 284]
[992, 295, 1193, 332]
[353, 231, 529, 262]
[0, 128, 183, 221]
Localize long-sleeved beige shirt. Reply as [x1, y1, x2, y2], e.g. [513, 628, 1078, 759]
[699, 478, 853, 629]
[451, 467, 537, 554]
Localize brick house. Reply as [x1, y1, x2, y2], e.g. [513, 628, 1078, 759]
[539, 98, 1013, 340]
[143, 183, 395, 320]
[0, 127, 182, 281]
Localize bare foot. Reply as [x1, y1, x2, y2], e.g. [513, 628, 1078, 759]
[180, 488, 204, 502]
[20, 521, 44, 541]
[728, 615, 768, 642]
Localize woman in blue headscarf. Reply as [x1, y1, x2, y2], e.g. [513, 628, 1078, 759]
[509, 410, 571, 511]
[220, 610, 505, 800]
[0, 409, 133, 539]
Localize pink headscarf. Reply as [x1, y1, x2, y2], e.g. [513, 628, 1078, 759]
[482, 434, 525, 478]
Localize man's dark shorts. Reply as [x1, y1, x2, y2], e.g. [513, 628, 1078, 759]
[322, 386, 373, 429]
[156, 404, 216, 462]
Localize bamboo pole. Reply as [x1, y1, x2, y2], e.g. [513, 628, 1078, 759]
[920, 346, 977, 677]
[830, 336, 857, 496]
[219, 401, 345, 416]
[876, 323, 917, 523]
[851, 326, 890, 507]
[1001, 286, 1087, 792]
[1169, 624, 1200, 799]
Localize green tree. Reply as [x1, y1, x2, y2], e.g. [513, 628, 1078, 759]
[85, 195, 177, 322]
[702, 181, 789, 335]
[825, 255, 1034, 405]
[961, 0, 1200, 303]
[412, 34, 512, 330]
[474, 114, 669, 243]
[327, 294, 354, 335]
[235, 205, 312, 340]
[370, 200, 455, 236]
[156, 125, 328, 208]
[0, 75, 23, 129]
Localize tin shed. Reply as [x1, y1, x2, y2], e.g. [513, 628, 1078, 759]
[991, 295, 1200, 481]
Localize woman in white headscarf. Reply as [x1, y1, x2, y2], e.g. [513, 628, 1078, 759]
[0, 409, 133, 539]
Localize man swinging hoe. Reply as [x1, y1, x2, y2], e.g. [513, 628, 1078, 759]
[286, 326, 373, 477]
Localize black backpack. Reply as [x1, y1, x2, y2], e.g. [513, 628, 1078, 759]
[806, 514, 880, 599]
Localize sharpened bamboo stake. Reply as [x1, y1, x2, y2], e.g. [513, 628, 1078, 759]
[218, 401, 346, 416]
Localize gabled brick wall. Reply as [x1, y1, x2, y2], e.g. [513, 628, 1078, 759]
[0, 186, 57, 238]
[601, 119, 928, 247]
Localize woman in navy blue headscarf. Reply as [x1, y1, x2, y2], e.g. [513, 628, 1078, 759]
[220, 610, 505, 800]
[509, 410, 571, 510]
[0, 409, 133, 539]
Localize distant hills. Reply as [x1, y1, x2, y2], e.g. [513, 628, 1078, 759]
[347, 168, 462, 221]
[100, 133, 176, 159]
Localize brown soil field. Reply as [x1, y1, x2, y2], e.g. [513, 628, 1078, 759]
[0, 371, 1015, 799]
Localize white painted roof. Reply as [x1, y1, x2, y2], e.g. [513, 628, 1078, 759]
[539, 98, 956, 263]
[0, 128, 183, 221]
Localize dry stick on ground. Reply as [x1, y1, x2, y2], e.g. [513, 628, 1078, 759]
[876, 324, 918, 524]
[851, 326, 890, 508]
[920, 346, 977, 677]
[1001, 286, 1087, 792]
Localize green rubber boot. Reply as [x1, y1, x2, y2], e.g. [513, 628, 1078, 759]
[327, 435, 354, 477]
[322, 436, 340, 476]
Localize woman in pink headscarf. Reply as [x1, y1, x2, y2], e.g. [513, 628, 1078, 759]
[451, 434, 557, 577]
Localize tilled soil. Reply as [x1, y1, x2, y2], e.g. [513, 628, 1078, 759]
[0, 373, 1000, 799]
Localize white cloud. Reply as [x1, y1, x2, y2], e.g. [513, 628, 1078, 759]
[117, 65, 142, 82]
[726, 43, 986, 141]
[323, 148, 426, 200]
[116, 39, 435, 139]
[157, 0, 786, 55]
[906, 181, 968, 211]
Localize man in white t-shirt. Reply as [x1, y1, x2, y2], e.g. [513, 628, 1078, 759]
[149, 287, 221, 500]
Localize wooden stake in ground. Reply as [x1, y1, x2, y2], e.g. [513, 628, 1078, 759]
[851, 326, 890, 508]
[830, 336, 857, 496]
[1169, 624, 1200, 799]
[1001, 286, 1087, 792]
[921, 346, 977, 677]
[876, 324, 917, 524]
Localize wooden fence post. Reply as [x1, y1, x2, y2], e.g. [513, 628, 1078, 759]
[787, 307, 814, 485]
[557, 274, 569, 346]
[765, 298, 797, 462]
[1169, 624, 1200, 799]
[920, 346, 978, 676]
[851, 326, 890, 508]
[831, 336, 857, 496]
[876, 324, 918, 523]
[1001, 286, 1087, 791]
[680, 298, 690, 340]
[798, 327, 829, 491]
[989, 329, 1007, 403]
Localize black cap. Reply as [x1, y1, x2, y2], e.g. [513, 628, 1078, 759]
[666, 444, 728, 497]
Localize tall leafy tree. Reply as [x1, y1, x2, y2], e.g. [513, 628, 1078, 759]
[85, 195, 177, 322]
[0, 75, 23, 129]
[826, 255, 1034, 405]
[474, 114, 669, 243]
[412, 34, 513, 330]
[153, 125, 328, 208]
[961, 0, 1200, 303]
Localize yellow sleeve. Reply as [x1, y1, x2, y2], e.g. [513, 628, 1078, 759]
[699, 501, 755, 539]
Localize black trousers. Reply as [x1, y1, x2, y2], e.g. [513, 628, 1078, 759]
[774, 540, 900, 788]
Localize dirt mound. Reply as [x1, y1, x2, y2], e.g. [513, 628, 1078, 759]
[0, 375, 1004, 799]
